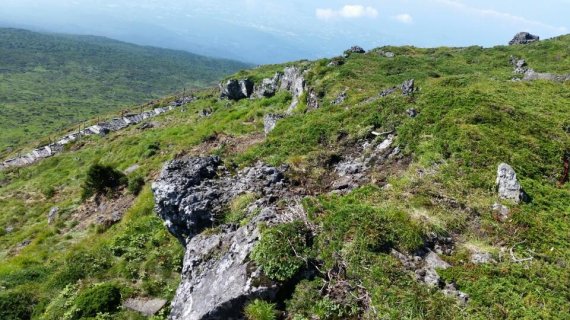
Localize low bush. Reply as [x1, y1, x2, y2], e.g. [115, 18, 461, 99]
[127, 175, 145, 195]
[0, 290, 36, 320]
[251, 221, 310, 281]
[72, 283, 121, 319]
[81, 164, 127, 200]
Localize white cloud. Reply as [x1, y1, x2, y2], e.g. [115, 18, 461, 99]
[434, 0, 567, 32]
[394, 13, 413, 24]
[316, 5, 378, 20]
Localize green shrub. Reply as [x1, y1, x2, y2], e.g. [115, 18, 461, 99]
[42, 186, 56, 199]
[127, 175, 145, 195]
[251, 221, 310, 281]
[244, 299, 277, 320]
[72, 283, 121, 319]
[81, 164, 127, 200]
[0, 290, 36, 320]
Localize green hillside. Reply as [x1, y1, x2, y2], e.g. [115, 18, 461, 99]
[0, 35, 569, 319]
[0, 28, 249, 153]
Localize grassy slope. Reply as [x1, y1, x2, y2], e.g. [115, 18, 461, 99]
[0, 28, 250, 153]
[0, 36, 569, 319]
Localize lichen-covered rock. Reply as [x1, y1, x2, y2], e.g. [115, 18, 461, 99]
[281, 67, 306, 113]
[332, 91, 347, 105]
[254, 73, 282, 98]
[492, 202, 511, 221]
[344, 46, 366, 57]
[263, 114, 285, 135]
[170, 208, 280, 320]
[510, 56, 529, 74]
[47, 207, 58, 225]
[306, 89, 320, 110]
[153, 157, 291, 319]
[523, 70, 570, 82]
[496, 163, 525, 203]
[509, 32, 539, 45]
[401, 79, 415, 96]
[220, 79, 254, 100]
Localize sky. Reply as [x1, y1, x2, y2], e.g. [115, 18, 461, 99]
[1, 0, 569, 64]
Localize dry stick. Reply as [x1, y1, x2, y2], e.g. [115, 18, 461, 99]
[510, 242, 534, 263]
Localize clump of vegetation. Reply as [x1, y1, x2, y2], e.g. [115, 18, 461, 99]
[71, 283, 121, 319]
[127, 175, 145, 195]
[81, 164, 127, 200]
[244, 299, 277, 320]
[223, 192, 257, 225]
[251, 221, 310, 281]
[0, 290, 36, 320]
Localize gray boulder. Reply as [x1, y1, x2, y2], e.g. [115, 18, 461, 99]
[306, 89, 320, 110]
[509, 32, 539, 45]
[47, 207, 59, 225]
[496, 163, 525, 203]
[492, 203, 510, 221]
[344, 46, 366, 57]
[254, 73, 282, 98]
[332, 91, 348, 105]
[401, 79, 415, 96]
[220, 79, 254, 101]
[523, 70, 570, 82]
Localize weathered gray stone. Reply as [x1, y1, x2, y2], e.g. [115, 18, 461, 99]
[281, 67, 306, 113]
[220, 79, 254, 101]
[328, 57, 345, 67]
[492, 202, 511, 221]
[406, 108, 418, 118]
[401, 79, 415, 96]
[307, 89, 320, 110]
[496, 163, 525, 203]
[263, 114, 285, 135]
[123, 298, 167, 316]
[344, 46, 366, 57]
[153, 157, 291, 319]
[254, 73, 282, 98]
[523, 70, 570, 82]
[470, 251, 494, 264]
[47, 207, 58, 225]
[509, 32, 539, 45]
[332, 91, 348, 105]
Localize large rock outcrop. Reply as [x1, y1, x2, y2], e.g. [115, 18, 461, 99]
[220, 79, 254, 100]
[152, 157, 291, 319]
[280, 67, 306, 113]
[509, 32, 540, 45]
[253, 73, 282, 98]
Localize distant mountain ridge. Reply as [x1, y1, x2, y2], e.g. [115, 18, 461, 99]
[0, 27, 250, 152]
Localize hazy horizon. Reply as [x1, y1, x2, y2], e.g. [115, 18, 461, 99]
[1, 0, 569, 64]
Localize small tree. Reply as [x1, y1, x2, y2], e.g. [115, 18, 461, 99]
[81, 164, 127, 200]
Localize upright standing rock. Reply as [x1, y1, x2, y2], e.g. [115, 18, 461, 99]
[401, 79, 415, 96]
[254, 73, 282, 98]
[220, 79, 254, 101]
[496, 163, 525, 203]
[281, 67, 306, 113]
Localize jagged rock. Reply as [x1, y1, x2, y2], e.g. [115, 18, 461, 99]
[171, 209, 280, 320]
[401, 79, 415, 96]
[496, 163, 525, 203]
[200, 108, 213, 118]
[332, 91, 348, 105]
[380, 87, 397, 97]
[509, 32, 539, 45]
[281, 67, 305, 113]
[344, 46, 366, 57]
[328, 57, 345, 67]
[152, 156, 223, 244]
[254, 73, 282, 98]
[153, 157, 290, 319]
[510, 56, 529, 74]
[523, 70, 570, 82]
[47, 207, 58, 225]
[220, 79, 254, 100]
[123, 298, 167, 316]
[470, 251, 494, 264]
[264, 114, 285, 135]
[307, 89, 320, 110]
[492, 202, 511, 221]
[406, 108, 418, 118]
